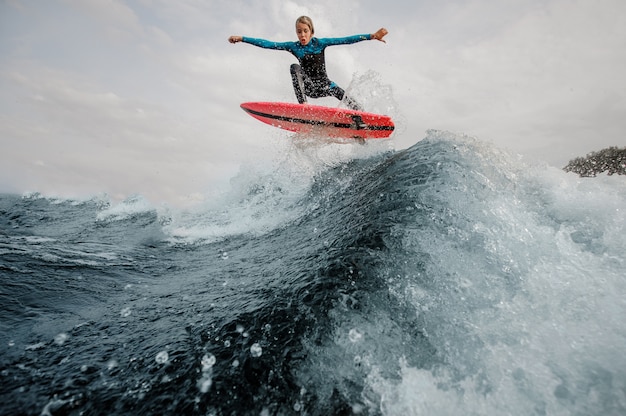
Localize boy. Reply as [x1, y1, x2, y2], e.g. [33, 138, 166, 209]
[229, 16, 388, 110]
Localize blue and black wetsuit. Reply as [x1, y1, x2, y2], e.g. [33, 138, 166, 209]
[242, 35, 371, 110]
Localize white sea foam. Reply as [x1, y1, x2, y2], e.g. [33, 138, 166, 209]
[164, 137, 390, 245]
[368, 141, 626, 415]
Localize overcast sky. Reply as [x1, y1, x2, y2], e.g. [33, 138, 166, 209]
[1, 0, 625, 204]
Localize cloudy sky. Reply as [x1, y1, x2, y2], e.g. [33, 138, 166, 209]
[1, 0, 625, 204]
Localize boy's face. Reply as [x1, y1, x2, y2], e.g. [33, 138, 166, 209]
[296, 22, 312, 45]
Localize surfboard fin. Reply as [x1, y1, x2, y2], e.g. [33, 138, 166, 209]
[351, 115, 367, 130]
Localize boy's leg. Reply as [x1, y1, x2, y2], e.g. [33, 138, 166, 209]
[329, 85, 363, 111]
[290, 64, 307, 104]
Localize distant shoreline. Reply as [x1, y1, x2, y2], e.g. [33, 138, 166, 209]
[564, 146, 626, 177]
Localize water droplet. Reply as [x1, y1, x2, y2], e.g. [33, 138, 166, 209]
[250, 342, 262, 358]
[197, 353, 216, 393]
[236, 324, 245, 334]
[155, 351, 169, 364]
[232, 359, 240, 367]
[107, 359, 119, 370]
[348, 328, 363, 342]
[224, 340, 231, 347]
[54, 333, 69, 346]
[201, 353, 216, 371]
[221, 252, 229, 260]
[198, 377, 212, 393]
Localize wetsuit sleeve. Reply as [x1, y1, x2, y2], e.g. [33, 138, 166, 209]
[318, 34, 372, 47]
[241, 37, 294, 51]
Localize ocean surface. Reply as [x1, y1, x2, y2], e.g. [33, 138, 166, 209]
[1, 131, 625, 415]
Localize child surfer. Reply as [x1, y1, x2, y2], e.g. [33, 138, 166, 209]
[228, 16, 388, 111]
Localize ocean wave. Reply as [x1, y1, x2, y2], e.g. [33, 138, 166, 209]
[1, 132, 624, 415]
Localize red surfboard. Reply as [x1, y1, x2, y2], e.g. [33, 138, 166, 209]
[240, 102, 394, 140]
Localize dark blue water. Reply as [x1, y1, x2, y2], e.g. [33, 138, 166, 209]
[1, 132, 625, 415]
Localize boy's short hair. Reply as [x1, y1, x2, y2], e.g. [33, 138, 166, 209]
[296, 16, 314, 34]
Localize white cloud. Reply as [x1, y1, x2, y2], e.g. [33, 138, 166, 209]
[63, 0, 142, 33]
